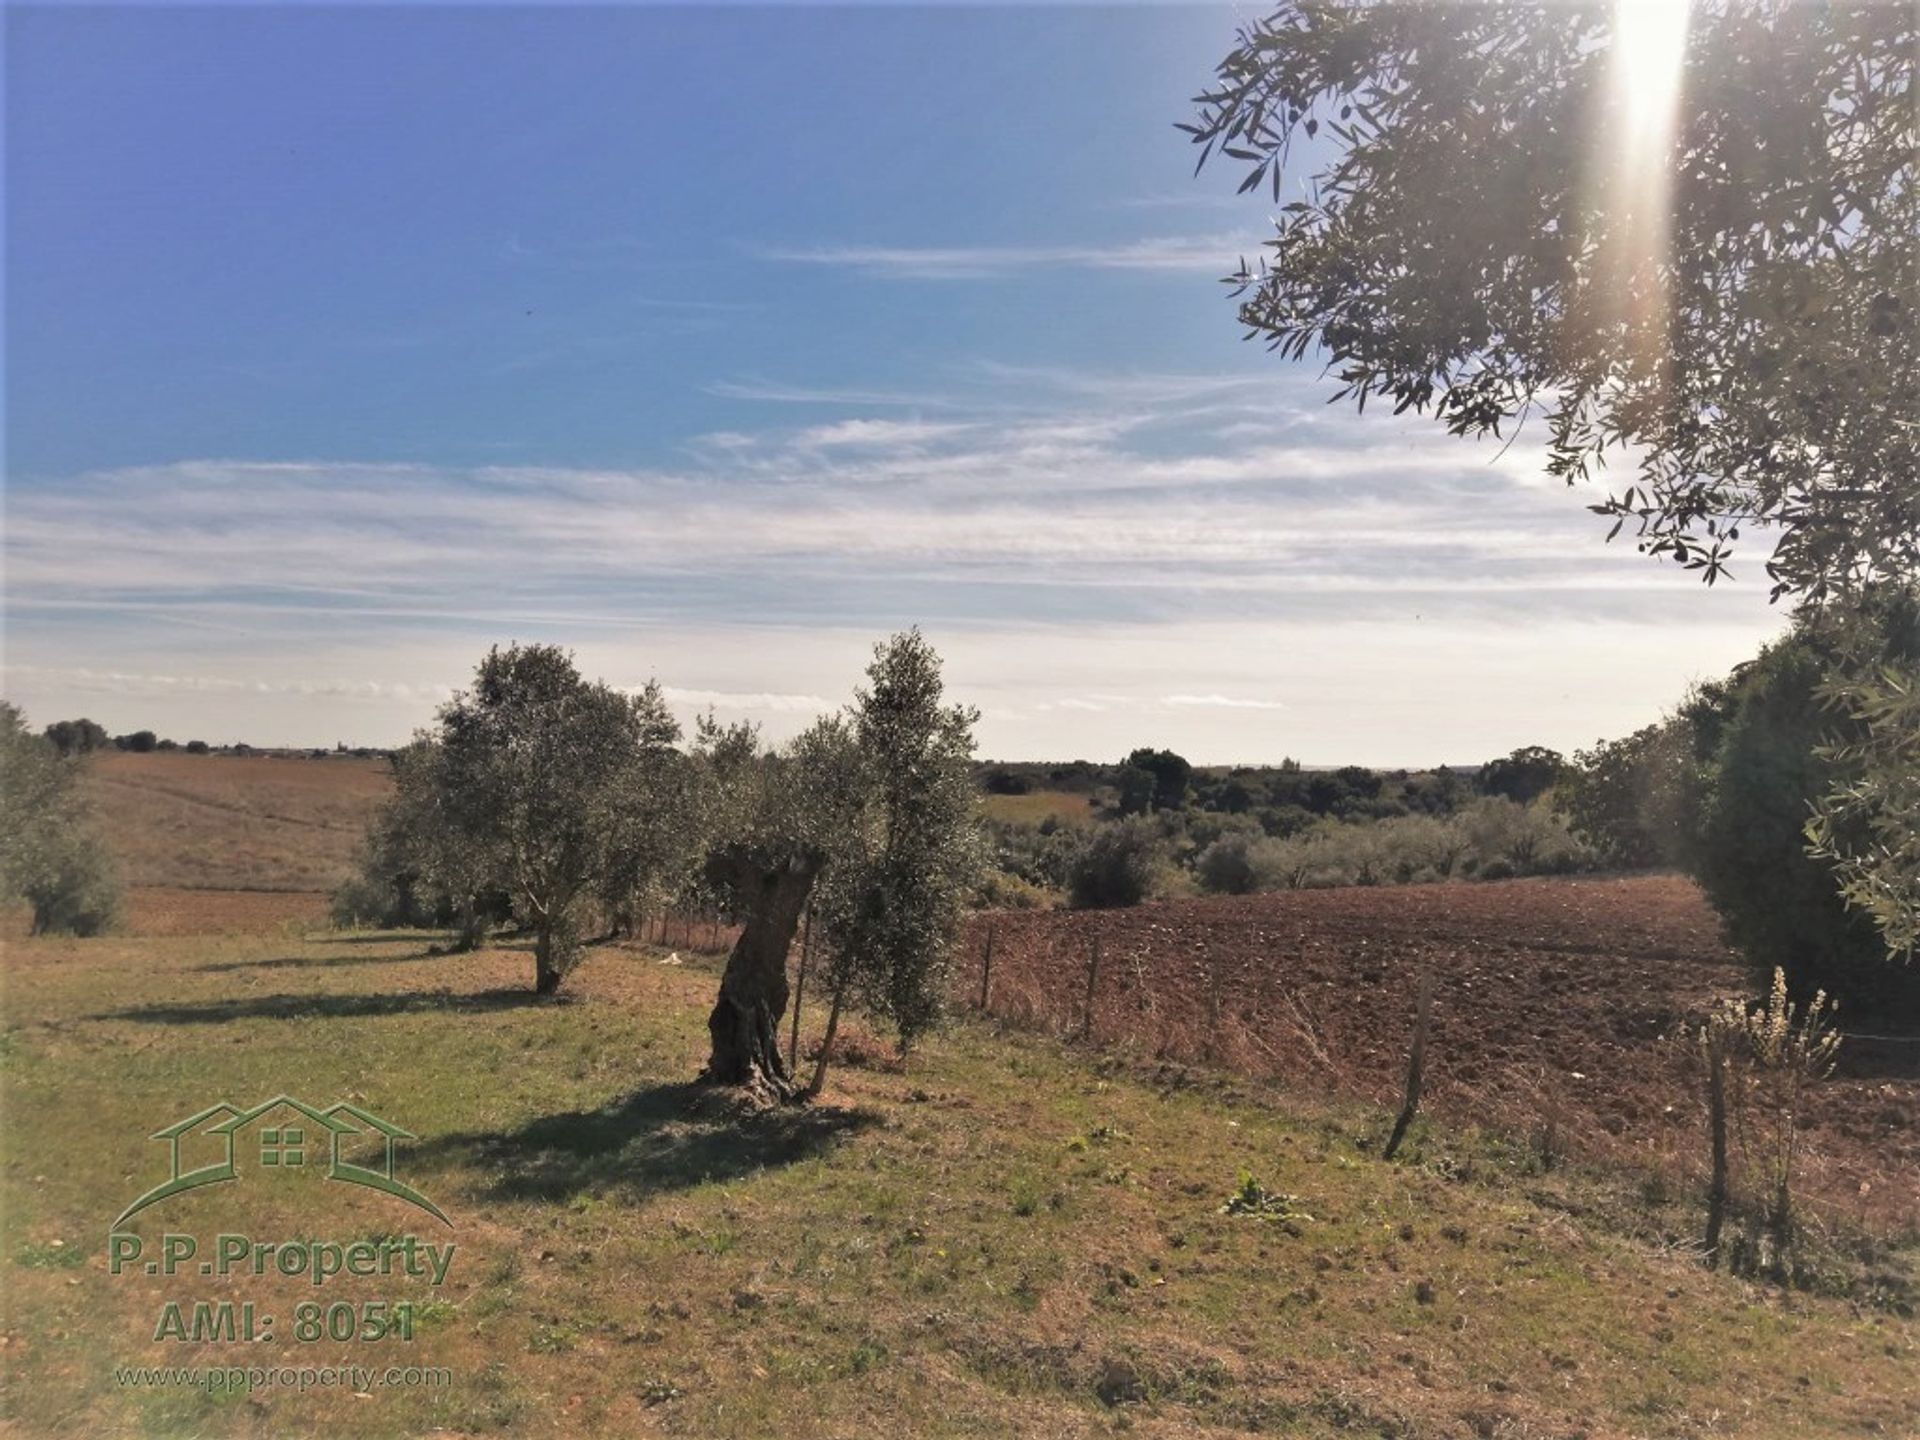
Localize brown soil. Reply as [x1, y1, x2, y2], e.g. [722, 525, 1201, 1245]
[85, 750, 391, 890]
[968, 875, 1920, 1232]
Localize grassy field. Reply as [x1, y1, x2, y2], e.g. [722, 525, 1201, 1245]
[4, 919, 1915, 1438]
[979, 790, 1094, 827]
[85, 752, 392, 892]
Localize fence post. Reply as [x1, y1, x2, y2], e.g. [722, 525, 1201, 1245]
[1205, 949, 1223, 1061]
[978, 923, 996, 1010]
[1079, 935, 1102, 1042]
[1383, 971, 1434, 1160]
[788, 904, 813, 1074]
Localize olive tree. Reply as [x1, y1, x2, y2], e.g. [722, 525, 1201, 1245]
[699, 632, 983, 1102]
[434, 644, 650, 994]
[336, 740, 508, 947]
[597, 681, 696, 940]
[805, 630, 983, 1094]
[1, 704, 120, 935]
[701, 716, 864, 1099]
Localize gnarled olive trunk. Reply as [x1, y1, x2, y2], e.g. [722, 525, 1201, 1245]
[533, 917, 571, 995]
[703, 848, 820, 1100]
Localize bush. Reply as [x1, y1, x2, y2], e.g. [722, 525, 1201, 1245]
[1195, 831, 1268, 895]
[1377, 813, 1468, 882]
[1067, 818, 1165, 908]
[1459, 797, 1589, 876]
[184, 740, 210, 755]
[24, 834, 120, 936]
[1693, 629, 1895, 1007]
[2, 705, 121, 936]
[975, 868, 1059, 910]
[1561, 722, 1704, 868]
[329, 867, 424, 930]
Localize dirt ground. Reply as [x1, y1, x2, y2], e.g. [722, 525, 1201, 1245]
[969, 875, 1920, 1234]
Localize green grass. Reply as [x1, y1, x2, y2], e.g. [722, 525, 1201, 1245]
[2, 925, 1915, 1437]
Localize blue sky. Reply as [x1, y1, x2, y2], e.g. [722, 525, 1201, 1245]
[4, 3, 1786, 763]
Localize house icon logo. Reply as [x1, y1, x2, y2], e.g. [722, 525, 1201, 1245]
[112, 1096, 450, 1229]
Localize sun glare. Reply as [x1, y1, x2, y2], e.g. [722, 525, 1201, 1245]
[1599, 0, 1693, 358]
[1612, 0, 1692, 142]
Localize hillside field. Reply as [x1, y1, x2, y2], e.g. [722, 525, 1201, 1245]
[5, 924, 1917, 1439]
[5, 753, 1916, 1436]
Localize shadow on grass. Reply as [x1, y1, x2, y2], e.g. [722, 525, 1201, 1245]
[195, 949, 452, 973]
[413, 1082, 879, 1202]
[94, 988, 553, 1024]
[310, 932, 447, 946]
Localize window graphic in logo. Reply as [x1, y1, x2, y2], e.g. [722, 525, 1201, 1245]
[112, 1096, 450, 1229]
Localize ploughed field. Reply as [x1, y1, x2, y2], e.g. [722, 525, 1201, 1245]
[971, 876, 1920, 1233]
[85, 750, 391, 893]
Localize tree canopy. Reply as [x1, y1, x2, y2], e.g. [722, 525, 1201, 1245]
[434, 644, 661, 994]
[1189, 1, 1915, 601]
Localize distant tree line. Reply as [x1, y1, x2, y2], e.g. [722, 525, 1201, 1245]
[42, 718, 225, 756]
[980, 741, 1586, 912]
[39, 719, 395, 759]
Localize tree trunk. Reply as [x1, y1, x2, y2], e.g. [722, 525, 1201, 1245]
[451, 894, 486, 954]
[534, 922, 563, 995]
[703, 848, 820, 1100]
[1704, 1030, 1730, 1266]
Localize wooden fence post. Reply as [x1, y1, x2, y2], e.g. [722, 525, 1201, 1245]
[977, 923, 996, 1010]
[1383, 971, 1434, 1160]
[788, 905, 813, 1073]
[1205, 949, 1223, 1061]
[1079, 935, 1102, 1042]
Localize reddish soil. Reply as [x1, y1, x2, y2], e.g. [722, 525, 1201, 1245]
[968, 875, 1920, 1232]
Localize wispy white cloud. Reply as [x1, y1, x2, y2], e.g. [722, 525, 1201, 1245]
[1, 362, 1789, 759]
[762, 233, 1260, 280]
[4, 665, 444, 702]
[1162, 694, 1288, 711]
[660, 686, 834, 715]
[705, 377, 964, 408]
[791, 419, 975, 449]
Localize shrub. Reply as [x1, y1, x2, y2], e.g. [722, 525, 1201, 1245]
[1692, 628, 1895, 1007]
[976, 869, 1058, 910]
[184, 740, 210, 755]
[1377, 813, 1467, 882]
[1195, 831, 1266, 895]
[1459, 797, 1589, 876]
[2, 705, 121, 936]
[23, 830, 120, 935]
[1067, 818, 1165, 908]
